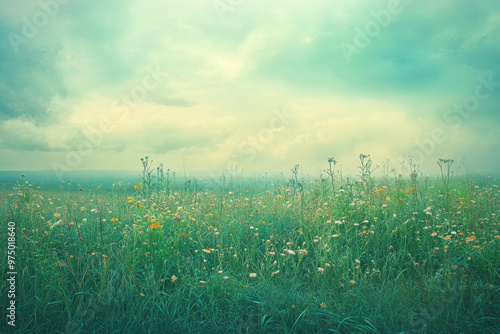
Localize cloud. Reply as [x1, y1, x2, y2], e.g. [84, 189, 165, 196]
[0, 118, 72, 151]
[0, 0, 499, 174]
[0, 22, 67, 124]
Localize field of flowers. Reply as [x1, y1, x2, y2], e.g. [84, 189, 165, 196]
[1, 159, 499, 333]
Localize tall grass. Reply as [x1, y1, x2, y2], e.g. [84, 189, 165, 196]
[1, 167, 499, 333]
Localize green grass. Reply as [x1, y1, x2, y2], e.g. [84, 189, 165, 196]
[1, 173, 499, 333]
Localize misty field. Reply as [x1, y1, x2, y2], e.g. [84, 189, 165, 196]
[1, 159, 499, 333]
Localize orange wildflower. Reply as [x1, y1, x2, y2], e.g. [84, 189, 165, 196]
[466, 236, 476, 244]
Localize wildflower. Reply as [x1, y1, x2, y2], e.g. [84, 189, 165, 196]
[287, 250, 296, 255]
[111, 218, 119, 223]
[150, 224, 162, 230]
[249, 273, 257, 278]
[223, 276, 229, 280]
[350, 280, 356, 285]
[173, 214, 182, 221]
[467, 257, 471, 261]
[271, 270, 280, 277]
[431, 232, 438, 237]
[318, 267, 325, 274]
[320, 302, 328, 309]
[128, 197, 134, 204]
[202, 249, 211, 254]
[102, 254, 108, 259]
[54, 213, 61, 218]
[171, 275, 178, 282]
[466, 236, 476, 244]
[299, 249, 307, 256]
[140, 293, 145, 297]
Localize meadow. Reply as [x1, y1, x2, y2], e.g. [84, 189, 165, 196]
[1, 156, 499, 333]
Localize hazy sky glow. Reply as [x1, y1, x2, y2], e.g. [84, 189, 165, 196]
[1, 0, 499, 177]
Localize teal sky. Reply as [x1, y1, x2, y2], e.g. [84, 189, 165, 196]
[1, 0, 499, 177]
